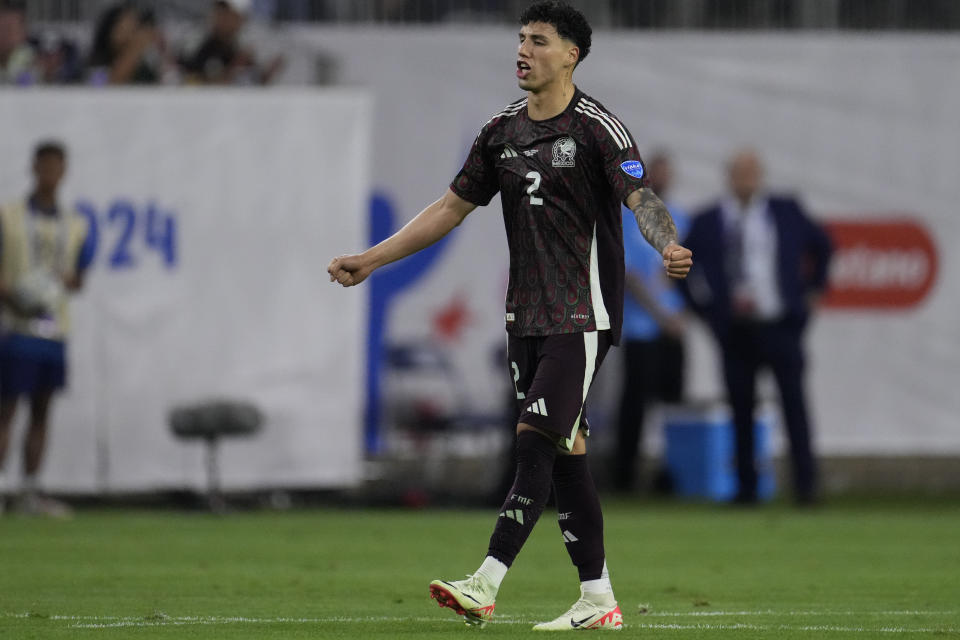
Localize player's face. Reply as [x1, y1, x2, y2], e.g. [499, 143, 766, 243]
[33, 154, 66, 193]
[516, 22, 578, 92]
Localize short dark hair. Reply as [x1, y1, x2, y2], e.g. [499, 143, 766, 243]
[34, 140, 67, 162]
[519, 1, 592, 65]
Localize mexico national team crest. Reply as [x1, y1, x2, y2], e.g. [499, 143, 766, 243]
[552, 136, 576, 167]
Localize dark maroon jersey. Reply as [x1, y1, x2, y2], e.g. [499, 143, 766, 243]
[451, 88, 647, 345]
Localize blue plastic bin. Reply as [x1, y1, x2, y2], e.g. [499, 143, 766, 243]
[663, 406, 775, 501]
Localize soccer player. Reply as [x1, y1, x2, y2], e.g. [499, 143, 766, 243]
[328, 1, 692, 630]
[0, 141, 93, 517]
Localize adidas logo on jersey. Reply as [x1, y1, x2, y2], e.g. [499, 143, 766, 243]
[500, 509, 524, 524]
[526, 398, 548, 416]
[522, 149, 539, 157]
[500, 145, 519, 159]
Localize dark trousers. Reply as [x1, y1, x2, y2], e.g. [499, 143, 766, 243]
[721, 319, 816, 501]
[614, 335, 684, 491]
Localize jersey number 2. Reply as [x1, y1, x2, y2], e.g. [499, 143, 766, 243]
[525, 171, 543, 206]
[511, 361, 526, 399]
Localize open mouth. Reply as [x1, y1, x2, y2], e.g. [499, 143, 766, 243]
[516, 60, 531, 78]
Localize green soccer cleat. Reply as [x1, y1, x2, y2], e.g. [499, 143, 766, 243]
[533, 596, 623, 631]
[429, 575, 497, 627]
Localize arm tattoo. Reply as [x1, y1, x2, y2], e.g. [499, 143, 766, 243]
[630, 188, 678, 253]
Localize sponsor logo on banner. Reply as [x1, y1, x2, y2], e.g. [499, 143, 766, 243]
[823, 218, 938, 310]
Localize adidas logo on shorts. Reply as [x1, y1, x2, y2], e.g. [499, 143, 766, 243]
[526, 398, 548, 416]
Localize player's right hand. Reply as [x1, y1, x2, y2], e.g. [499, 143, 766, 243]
[327, 254, 373, 287]
[661, 243, 693, 279]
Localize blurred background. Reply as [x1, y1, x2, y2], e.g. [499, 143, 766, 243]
[1, 0, 957, 511]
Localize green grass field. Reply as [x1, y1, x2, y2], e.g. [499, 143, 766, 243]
[1, 499, 958, 638]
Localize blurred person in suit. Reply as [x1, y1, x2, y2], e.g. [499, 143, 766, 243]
[680, 148, 832, 505]
[183, 0, 283, 85]
[0, 142, 94, 517]
[614, 151, 689, 493]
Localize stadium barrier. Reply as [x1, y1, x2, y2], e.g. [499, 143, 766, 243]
[0, 89, 371, 493]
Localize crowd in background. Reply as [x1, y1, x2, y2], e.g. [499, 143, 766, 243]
[0, 0, 282, 87]
[22, 0, 960, 29]
[5, 0, 956, 88]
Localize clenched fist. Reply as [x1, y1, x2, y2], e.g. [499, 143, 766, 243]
[327, 254, 374, 287]
[662, 243, 693, 279]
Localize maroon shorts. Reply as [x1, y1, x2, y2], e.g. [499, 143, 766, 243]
[507, 330, 612, 451]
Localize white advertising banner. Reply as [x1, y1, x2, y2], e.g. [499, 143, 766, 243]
[292, 28, 959, 455]
[0, 90, 371, 491]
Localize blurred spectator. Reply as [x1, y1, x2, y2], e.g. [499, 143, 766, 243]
[86, 2, 167, 85]
[250, 0, 279, 20]
[0, 0, 37, 85]
[31, 32, 85, 84]
[183, 0, 284, 85]
[613, 151, 689, 493]
[680, 148, 832, 505]
[0, 142, 94, 518]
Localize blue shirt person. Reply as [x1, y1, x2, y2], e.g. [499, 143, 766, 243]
[614, 151, 689, 493]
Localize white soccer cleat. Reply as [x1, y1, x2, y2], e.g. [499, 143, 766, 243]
[429, 574, 497, 627]
[533, 596, 623, 631]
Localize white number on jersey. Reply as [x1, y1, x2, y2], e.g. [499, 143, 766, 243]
[511, 361, 526, 399]
[525, 171, 543, 206]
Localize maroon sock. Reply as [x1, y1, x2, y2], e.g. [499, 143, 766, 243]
[487, 430, 557, 567]
[553, 453, 605, 581]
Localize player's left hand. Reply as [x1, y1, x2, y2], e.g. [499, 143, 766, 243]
[662, 243, 693, 279]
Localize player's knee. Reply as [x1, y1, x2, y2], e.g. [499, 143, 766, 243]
[516, 422, 557, 444]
